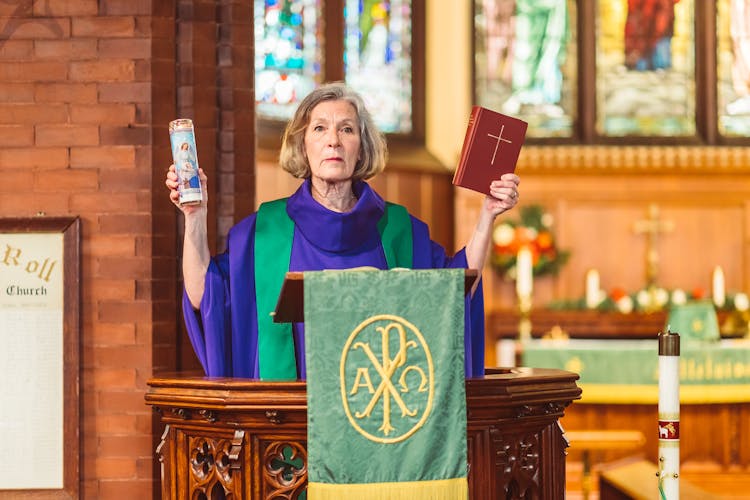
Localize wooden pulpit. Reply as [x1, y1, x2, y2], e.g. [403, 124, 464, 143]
[146, 369, 580, 499]
[147, 271, 581, 498]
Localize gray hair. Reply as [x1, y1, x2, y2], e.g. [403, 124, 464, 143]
[279, 82, 387, 181]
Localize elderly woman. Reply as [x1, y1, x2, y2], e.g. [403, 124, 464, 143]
[166, 82, 520, 380]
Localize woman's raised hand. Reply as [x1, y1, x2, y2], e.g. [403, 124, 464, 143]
[165, 164, 208, 214]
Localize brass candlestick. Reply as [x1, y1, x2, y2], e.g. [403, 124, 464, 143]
[518, 292, 532, 341]
[642, 284, 662, 314]
[515, 246, 533, 341]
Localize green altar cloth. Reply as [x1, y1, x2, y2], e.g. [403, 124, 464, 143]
[521, 338, 750, 404]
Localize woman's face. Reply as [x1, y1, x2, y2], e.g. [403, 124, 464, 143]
[304, 99, 361, 184]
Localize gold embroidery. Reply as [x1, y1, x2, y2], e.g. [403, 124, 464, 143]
[349, 367, 376, 395]
[340, 314, 435, 444]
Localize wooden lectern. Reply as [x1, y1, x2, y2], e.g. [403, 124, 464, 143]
[147, 271, 581, 499]
[273, 270, 481, 323]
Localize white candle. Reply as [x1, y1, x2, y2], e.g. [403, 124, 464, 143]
[515, 247, 533, 298]
[585, 269, 600, 309]
[658, 330, 680, 500]
[712, 266, 725, 308]
[496, 339, 517, 367]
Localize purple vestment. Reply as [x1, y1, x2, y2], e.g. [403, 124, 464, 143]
[183, 179, 486, 378]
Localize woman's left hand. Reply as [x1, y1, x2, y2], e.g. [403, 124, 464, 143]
[484, 173, 520, 217]
[464, 172, 521, 273]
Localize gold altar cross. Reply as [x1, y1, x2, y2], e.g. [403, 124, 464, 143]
[633, 204, 674, 286]
[487, 124, 512, 165]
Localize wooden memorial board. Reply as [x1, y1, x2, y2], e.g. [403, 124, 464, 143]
[0, 218, 80, 498]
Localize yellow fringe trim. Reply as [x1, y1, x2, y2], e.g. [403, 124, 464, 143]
[308, 477, 468, 500]
[578, 383, 750, 404]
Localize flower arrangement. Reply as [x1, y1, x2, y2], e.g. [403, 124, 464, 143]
[491, 204, 570, 280]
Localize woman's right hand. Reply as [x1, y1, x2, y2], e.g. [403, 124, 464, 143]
[165, 164, 208, 215]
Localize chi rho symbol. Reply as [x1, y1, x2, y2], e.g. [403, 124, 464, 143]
[340, 314, 434, 444]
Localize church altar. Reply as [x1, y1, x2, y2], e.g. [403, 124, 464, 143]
[522, 338, 750, 404]
[488, 309, 734, 340]
[145, 368, 581, 499]
[517, 337, 750, 472]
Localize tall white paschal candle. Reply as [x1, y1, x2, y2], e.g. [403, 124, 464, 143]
[658, 329, 680, 500]
[713, 265, 726, 308]
[516, 247, 533, 298]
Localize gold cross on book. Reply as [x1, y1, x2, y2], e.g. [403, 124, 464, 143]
[487, 124, 512, 165]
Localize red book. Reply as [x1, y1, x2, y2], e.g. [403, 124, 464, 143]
[452, 106, 528, 196]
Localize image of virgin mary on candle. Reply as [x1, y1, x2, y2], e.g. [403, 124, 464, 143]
[176, 142, 200, 190]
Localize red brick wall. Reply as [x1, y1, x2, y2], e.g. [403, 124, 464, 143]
[0, 1, 254, 498]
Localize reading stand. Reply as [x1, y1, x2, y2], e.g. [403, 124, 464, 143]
[273, 269, 479, 323]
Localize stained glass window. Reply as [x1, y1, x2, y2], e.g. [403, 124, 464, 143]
[255, 0, 414, 135]
[596, 0, 695, 136]
[474, 0, 577, 138]
[718, 0, 750, 136]
[255, 0, 322, 121]
[344, 0, 413, 133]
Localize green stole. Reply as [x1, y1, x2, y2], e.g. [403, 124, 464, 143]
[254, 198, 413, 380]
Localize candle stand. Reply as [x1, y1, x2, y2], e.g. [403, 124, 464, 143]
[518, 292, 532, 341]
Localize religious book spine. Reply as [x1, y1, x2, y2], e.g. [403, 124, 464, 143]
[452, 106, 482, 186]
[452, 106, 528, 197]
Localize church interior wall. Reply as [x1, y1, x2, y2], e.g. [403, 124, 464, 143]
[455, 145, 750, 364]
[0, 1, 237, 497]
[457, 164, 750, 310]
[1, 1, 161, 498]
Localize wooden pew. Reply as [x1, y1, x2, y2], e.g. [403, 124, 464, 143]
[599, 458, 716, 499]
[564, 430, 645, 500]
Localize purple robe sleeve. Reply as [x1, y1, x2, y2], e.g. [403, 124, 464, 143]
[182, 259, 232, 375]
[182, 215, 260, 378]
[410, 217, 486, 378]
[182, 291, 207, 371]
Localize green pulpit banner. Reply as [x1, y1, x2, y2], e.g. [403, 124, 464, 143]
[304, 269, 468, 499]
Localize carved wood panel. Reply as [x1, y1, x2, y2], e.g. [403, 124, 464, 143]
[261, 440, 307, 500]
[176, 428, 245, 499]
[492, 427, 541, 499]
